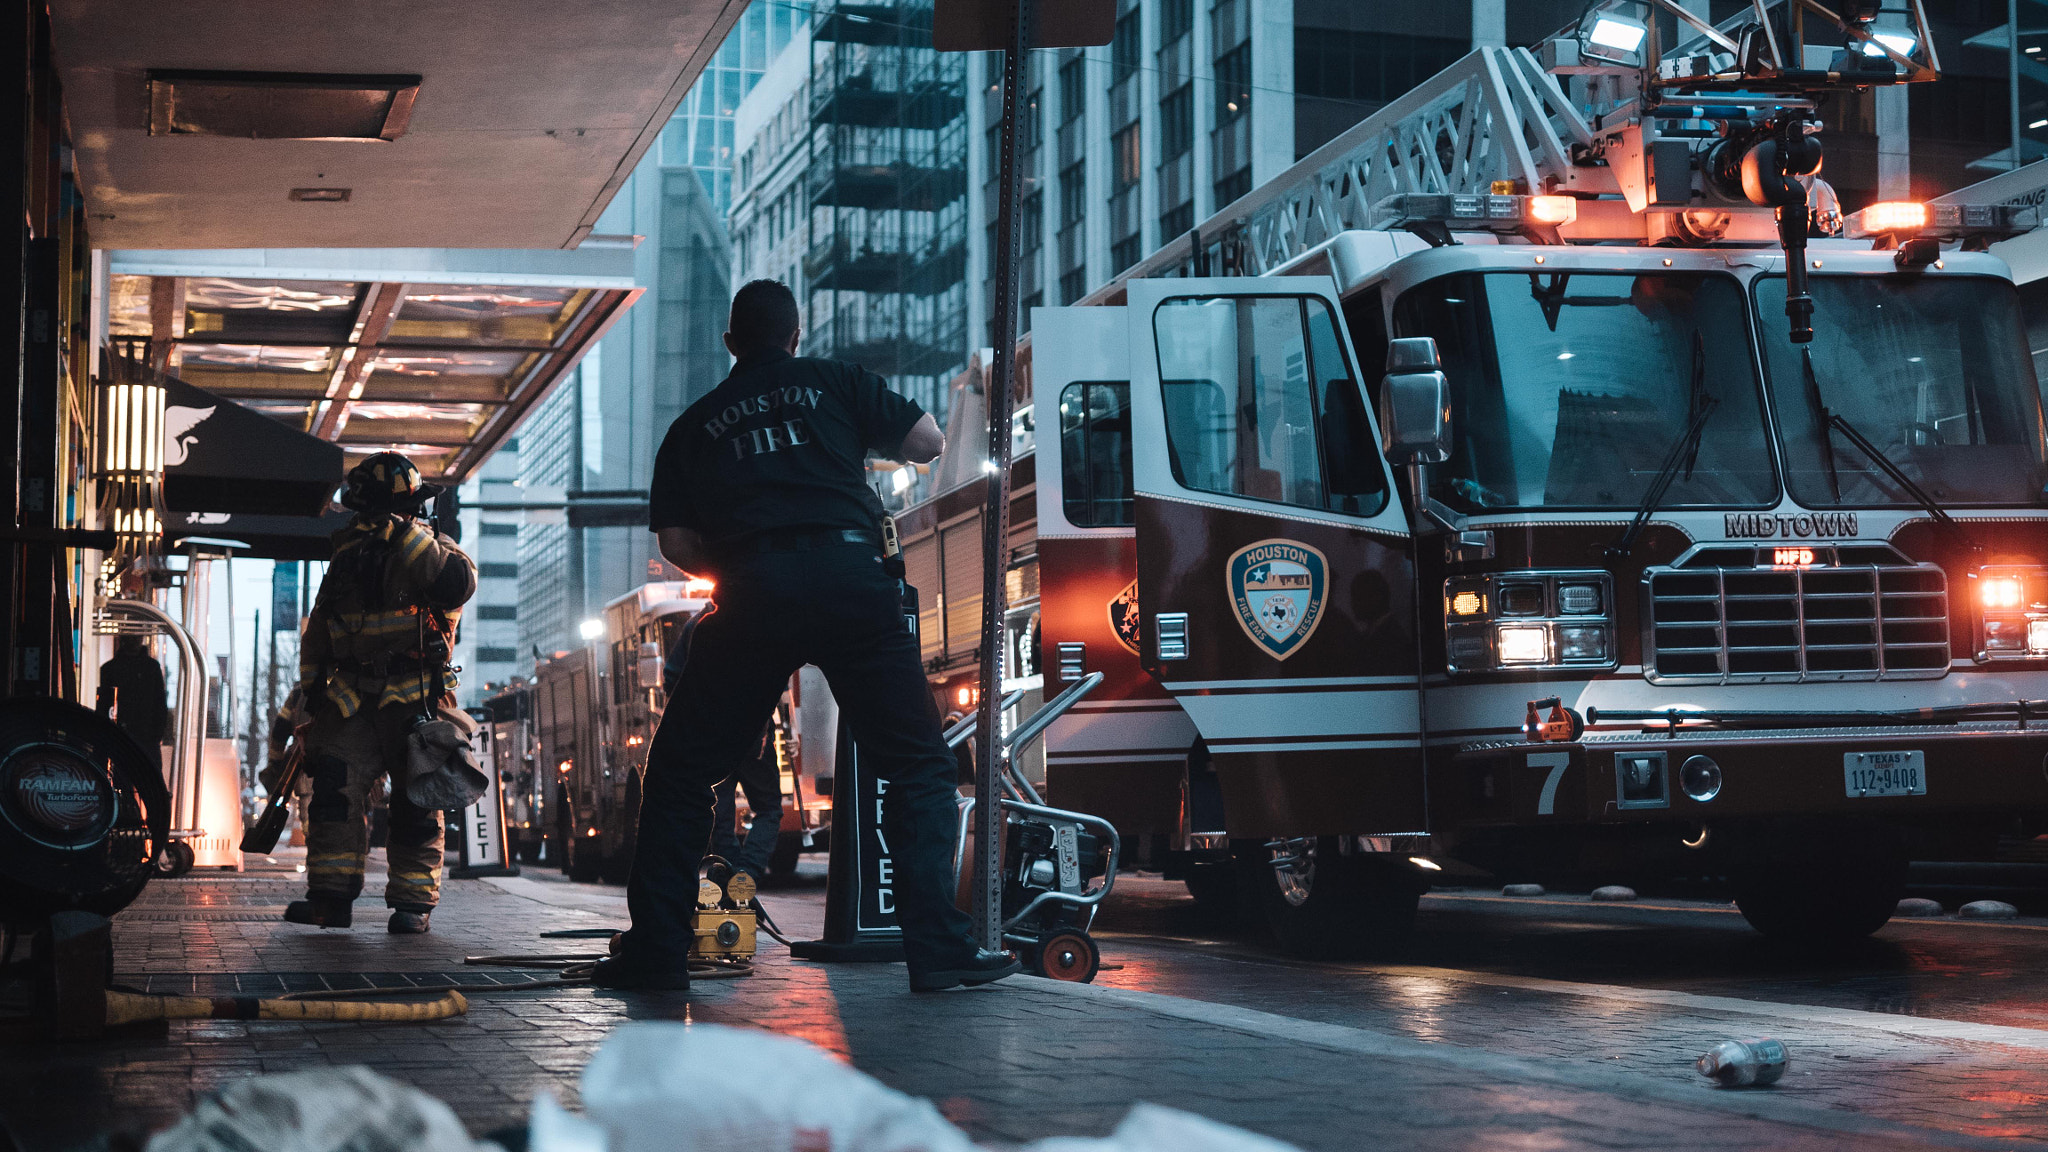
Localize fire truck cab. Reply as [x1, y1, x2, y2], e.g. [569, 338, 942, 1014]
[941, 15, 2048, 953]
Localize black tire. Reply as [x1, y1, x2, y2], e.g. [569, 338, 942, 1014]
[1247, 837, 1420, 959]
[599, 778, 639, 885]
[767, 831, 803, 881]
[554, 807, 574, 874]
[1733, 820, 1906, 944]
[1182, 859, 1242, 921]
[514, 836, 543, 865]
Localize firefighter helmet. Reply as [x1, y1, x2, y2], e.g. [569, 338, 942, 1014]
[341, 451, 443, 513]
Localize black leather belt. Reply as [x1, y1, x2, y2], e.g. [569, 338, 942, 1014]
[718, 528, 880, 555]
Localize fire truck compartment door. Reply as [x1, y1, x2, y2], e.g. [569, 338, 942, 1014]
[1125, 277, 1423, 837]
[1030, 305, 1198, 831]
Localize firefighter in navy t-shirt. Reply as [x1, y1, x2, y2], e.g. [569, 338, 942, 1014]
[592, 280, 1021, 993]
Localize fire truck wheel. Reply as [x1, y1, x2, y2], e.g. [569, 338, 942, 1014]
[1249, 837, 1419, 959]
[1182, 860, 1244, 923]
[554, 810, 574, 874]
[515, 836, 543, 865]
[600, 780, 640, 885]
[768, 832, 802, 881]
[1027, 931, 1100, 982]
[1732, 821, 1906, 944]
[567, 830, 605, 884]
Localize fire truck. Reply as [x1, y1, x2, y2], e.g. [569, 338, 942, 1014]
[899, 3, 2048, 952]
[527, 580, 832, 882]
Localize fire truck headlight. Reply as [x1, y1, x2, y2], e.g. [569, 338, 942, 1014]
[1556, 625, 1609, 662]
[1496, 624, 1550, 665]
[1981, 576, 2025, 610]
[2029, 620, 2048, 654]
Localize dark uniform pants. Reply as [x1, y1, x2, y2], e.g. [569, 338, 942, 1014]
[625, 543, 972, 972]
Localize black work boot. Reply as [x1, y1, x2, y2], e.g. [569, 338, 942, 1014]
[283, 896, 353, 928]
[588, 955, 692, 991]
[388, 908, 432, 934]
[909, 948, 1022, 993]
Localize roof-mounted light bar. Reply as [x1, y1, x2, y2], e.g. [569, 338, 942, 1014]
[1373, 193, 1579, 235]
[1842, 200, 2038, 242]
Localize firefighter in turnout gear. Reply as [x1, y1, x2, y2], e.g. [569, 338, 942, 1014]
[287, 452, 477, 934]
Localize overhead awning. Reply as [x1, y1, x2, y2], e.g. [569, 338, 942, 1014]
[49, 0, 747, 250]
[159, 372, 343, 518]
[107, 246, 641, 483]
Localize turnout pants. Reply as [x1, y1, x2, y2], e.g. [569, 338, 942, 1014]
[303, 699, 446, 910]
[625, 543, 973, 973]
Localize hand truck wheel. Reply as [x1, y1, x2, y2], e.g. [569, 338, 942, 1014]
[1028, 930, 1099, 983]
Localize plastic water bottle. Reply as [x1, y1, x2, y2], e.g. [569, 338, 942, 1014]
[1695, 1038, 1788, 1086]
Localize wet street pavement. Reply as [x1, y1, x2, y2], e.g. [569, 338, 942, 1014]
[6, 856, 2048, 1150]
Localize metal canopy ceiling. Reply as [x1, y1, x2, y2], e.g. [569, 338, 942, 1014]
[108, 248, 641, 482]
[49, 0, 746, 249]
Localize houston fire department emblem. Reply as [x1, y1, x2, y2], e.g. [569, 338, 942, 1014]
[1226, 540, 1327, 660]
[1107, 579, 1142, 655]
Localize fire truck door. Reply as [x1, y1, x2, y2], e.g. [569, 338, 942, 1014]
[1029, 305, 1199, 837]
[1125, 277, 1423, 838]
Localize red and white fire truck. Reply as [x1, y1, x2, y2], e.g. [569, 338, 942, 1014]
[896, 4, 2048, 952]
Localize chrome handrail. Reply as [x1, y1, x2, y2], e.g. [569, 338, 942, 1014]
[1000, 671, 1103, 806]
[102, 598, 207, 838]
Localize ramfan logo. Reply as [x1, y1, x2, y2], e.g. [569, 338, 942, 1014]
[1724, 513, 1859, 539]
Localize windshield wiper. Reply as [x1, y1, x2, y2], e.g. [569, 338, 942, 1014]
[1801, 349, 1978, 552]
[1607, 333, 1715, 562]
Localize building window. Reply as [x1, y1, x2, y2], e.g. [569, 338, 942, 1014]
[480, 522, 518, 536]
[1112, 123, 1141, 190]
[1214, 43, 1250, 122]
[1160, 202, 1193, 240]
[477, 604, 519, 620]
[1112, 235, 1142, 274]
[1214, 167, 1251, 206]
[476, 647, 521, 663]
[1160, 0, 1192, 44]
[1293, 28, 1466, 107]
[1112, 11, 1141, 84]
[1022, 192, 1044, 254]
[1060, 165, 1086, 227]
[1060, 268, 1087, 305]
[1059, 57, 1086, 124]
[1160, 86, 1193, 162]
[480, 562, 519, 579]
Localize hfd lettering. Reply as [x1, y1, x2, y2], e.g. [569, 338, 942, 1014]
[702, 385, 821, 460]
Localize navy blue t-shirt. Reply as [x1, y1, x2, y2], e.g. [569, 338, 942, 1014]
[648, 349, 925, 546]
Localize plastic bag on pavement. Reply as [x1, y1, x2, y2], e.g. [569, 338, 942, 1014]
[146, 1066, 498, 1152]
[1020, 1103, 1304, 1152]
[565, 1022, 978, 1152]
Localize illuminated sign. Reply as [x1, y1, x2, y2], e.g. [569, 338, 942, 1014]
[1772, 548, 1816, 567]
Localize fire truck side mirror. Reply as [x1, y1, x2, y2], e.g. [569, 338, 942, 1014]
[1379, 337, 1451, 465]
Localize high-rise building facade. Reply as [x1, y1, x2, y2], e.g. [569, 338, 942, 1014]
[509, 3, 801, 660]
[730, 1, 970, 431]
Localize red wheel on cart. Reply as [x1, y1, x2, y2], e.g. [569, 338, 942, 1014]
[1030, 931, 1099, 982]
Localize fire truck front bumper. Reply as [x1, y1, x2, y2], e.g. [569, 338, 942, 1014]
[1443, 723, 2048, 827]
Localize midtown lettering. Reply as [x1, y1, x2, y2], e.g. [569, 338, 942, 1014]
[1724, 513, 1858, 539]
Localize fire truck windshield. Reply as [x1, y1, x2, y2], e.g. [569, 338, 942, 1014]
[1754, 275, 2048, 508]
[1396, 271, 1777, 512]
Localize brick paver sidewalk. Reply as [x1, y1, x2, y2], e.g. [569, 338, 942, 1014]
[0, 864, 2034, 1151]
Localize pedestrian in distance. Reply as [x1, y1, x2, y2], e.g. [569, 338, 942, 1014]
[96, 633, 169, 767]
[593, 279, 1021, 993]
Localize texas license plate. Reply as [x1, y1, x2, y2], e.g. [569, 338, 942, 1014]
[1844, 751, 1926, 797]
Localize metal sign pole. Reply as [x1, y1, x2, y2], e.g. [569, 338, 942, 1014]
[973, 0, 1033, 953]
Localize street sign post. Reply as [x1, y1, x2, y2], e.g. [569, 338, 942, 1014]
[938, 0, 1111, 951]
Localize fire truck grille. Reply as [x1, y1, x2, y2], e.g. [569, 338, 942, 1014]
[1644, 565, 1950, 683]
